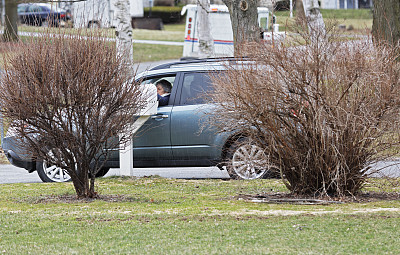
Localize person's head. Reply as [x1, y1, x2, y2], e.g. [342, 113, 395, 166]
[156, 80, 172, 96]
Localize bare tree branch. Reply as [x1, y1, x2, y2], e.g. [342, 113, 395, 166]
[0, 30, 145, 198]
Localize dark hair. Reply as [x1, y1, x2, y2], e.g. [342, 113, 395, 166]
[156, 80, 172, 93]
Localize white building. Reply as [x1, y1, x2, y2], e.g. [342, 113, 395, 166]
[174, 0, 278, 9]
[320, 0, 373, 9]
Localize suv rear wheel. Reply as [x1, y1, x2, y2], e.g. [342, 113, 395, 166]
[226, 138, 278, 180]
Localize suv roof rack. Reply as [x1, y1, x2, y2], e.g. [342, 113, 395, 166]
[149, 57, 250, 71]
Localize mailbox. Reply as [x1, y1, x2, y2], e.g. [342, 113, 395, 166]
[137, 83, 158, 116]
[120, 83, 158, 176]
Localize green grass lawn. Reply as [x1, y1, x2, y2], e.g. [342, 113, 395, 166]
[1, 36, 182, 65]
[5, 8, 373, 63]
[7, 24, 184, 62]
[275, 9, 373, 20]
[0, 177, 399, 254]
[275, 9, 373, 32]
[133, 43, 182, 62]
[16, 23, 185, 42]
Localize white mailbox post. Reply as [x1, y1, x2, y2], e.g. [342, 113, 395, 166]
[119, 83, 158, 176]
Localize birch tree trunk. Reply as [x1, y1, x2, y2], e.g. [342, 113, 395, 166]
[4, 0, 18, 41]
[302, 0, 325, 35]
[372, 0, 400, 45]
[222, 0, 259, 56]
[197, 0, 214, 58]
[295, 0, 306, 21]
[114, 0, 134, 71]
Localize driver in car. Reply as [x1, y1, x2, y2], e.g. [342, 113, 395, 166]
[156, 80, 172, 106]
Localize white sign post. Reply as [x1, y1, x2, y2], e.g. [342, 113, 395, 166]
[119, 83, 158, 176]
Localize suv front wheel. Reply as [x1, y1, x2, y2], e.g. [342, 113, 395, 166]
[226, 138, 278, 180]
[36, 162, 110, 183]
[36, 161, 72, 182]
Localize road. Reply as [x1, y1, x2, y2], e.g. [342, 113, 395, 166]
[134, 59, 180, 74]
[1, 161, 400, 184]
[0, 164, 230, 184]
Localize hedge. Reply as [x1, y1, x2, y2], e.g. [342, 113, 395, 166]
[144, 6, 184, 24]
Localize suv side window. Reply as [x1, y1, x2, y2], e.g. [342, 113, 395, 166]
[179, 72, 213, 105]
[18, 5, 28, 13]
[28, 5, 42, 13]
[139, 74, 176, 106]
[140, 75, 175, 87]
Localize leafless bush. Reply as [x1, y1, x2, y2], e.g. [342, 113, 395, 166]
[209, 25, 400, 196]
[0, 30, 144, 198]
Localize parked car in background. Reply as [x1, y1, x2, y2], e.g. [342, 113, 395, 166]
[18, 3, 70, 27]
[72, 0, 143, 29]
[2, 58, 278, 182]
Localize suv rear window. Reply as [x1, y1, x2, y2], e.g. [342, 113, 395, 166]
[179, 72, 214, 105]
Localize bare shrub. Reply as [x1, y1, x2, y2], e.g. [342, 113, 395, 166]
[209, 25, 400, 196]
[0, 30, 144, 198]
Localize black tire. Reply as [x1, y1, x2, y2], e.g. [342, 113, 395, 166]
[95, 167, 110, 178]
[41, 20, 49, 27]
[88, 21, 100, 29]
[36, 161, 72, 183]
[225, 138, 279, 180]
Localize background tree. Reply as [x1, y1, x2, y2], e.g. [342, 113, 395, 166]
[295, 0, 306, 21]
[2, 0, 87, 41]
[0, 32, 145, 198]
[114, 0, 134, 71]
[300, 0, 325, 43]
[372, 0, 400, 45]
[222, 0, 259, 55]
[4, 0, 18, 41]
[197, 0, 214, 58]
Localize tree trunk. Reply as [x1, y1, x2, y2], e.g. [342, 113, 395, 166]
[0, 0, 4, 26]
[71, 174, 90, 198]
[69, 162, 96, 198]
[372, 0, 400, 45]
[295, 0, 306, 21]
[4, 0, 18, 41]
[114, 0, 134, 71]
[302, 0, 325, 37]
[197, 0, 214, 58]
[222, 0, 259, 56]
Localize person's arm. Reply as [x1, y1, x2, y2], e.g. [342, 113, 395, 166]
[157, 94, 169, 106]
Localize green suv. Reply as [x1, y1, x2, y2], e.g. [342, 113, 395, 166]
[2, 58, 275, 182]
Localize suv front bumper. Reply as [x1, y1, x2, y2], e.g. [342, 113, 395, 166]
[3, 149, 35, 172]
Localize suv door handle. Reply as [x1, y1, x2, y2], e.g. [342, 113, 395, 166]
[151, 114, 169, 119]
